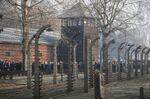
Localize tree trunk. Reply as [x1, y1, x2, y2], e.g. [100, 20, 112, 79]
[103, 35, 109, 84]
[22, 0, 29, 72]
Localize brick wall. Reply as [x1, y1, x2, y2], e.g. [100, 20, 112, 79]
[0, 43, 22, 62]
[0, 43, 54, 63]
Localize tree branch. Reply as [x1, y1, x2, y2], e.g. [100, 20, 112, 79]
[29, 0, 44, 8]
[6, 0, 21, 7]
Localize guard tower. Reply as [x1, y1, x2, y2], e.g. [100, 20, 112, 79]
[57, 2, 99, 64]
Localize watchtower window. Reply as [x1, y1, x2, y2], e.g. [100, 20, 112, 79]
[78, 20, 83, 26]
[63, 19, 68, 26]
[68, 20, 73, 26]
[73, 19, 78, 26]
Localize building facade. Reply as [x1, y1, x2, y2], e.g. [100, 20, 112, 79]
[0, 43, 54, 63]
[0, 27, 60, 65]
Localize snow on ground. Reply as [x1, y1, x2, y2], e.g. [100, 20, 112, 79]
[0, 74, 150, 99]
[51, 74, 150, 99]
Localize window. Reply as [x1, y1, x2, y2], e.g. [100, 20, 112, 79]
[68, 20, 73, 26]
[73, 19, 77, 26]
[5, 52, 11, 57]
[62, 20, 65, 26]
[63, 19, 68, 26]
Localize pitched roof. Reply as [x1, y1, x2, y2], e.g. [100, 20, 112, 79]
[59, 2, 91, 18]
[0, 27, 61, 45]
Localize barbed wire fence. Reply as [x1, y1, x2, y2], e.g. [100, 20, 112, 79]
[1, 0, 150, 99]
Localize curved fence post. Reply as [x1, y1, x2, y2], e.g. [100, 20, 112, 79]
[126, 44, 134, 80]
[117, 42, 126, 80]
[31, 25, 51, 99]
[27, 34, 35, 89]
[73, 43, 78, 80]
[134, 46, 141, 77]
[61, 32, 81, 92]
[145, 49, 150, 74]
[130, 49, 135, 78]
[53, 43, 58, 84]
[140, 47, 147, 76]
[89, 37, 100, 88]
[105, 39, 115, 84]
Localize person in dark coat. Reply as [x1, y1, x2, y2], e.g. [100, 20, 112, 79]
[0, 60, 3, 79]
[3, 60, 9, 79]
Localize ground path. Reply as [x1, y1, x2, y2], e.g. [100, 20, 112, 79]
[53, 74, 150, 99]
[0, 74, 150, 99]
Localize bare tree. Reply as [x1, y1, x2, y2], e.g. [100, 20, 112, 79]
[2, 0, 59, 89]
[82, 0, 138, 83]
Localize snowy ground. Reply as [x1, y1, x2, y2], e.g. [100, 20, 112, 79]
[51, 74, 150, 99]
[49, 88, 95, 99]
[0, 74, 150, 99]
[105, 75, 150, 99]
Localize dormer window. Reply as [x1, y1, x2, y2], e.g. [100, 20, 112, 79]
[73, 19, 78, 26]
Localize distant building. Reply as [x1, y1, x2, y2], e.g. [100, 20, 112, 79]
[57, 2, 99, 63]
[0, 27, 60, 64]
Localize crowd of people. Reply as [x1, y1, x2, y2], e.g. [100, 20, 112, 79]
[0, 60, 22, 79]
[93, 61, 129, 73]
[111, 61, 141, 73]
[32, 62, 54, 74]
[0, 59, 138, 79]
